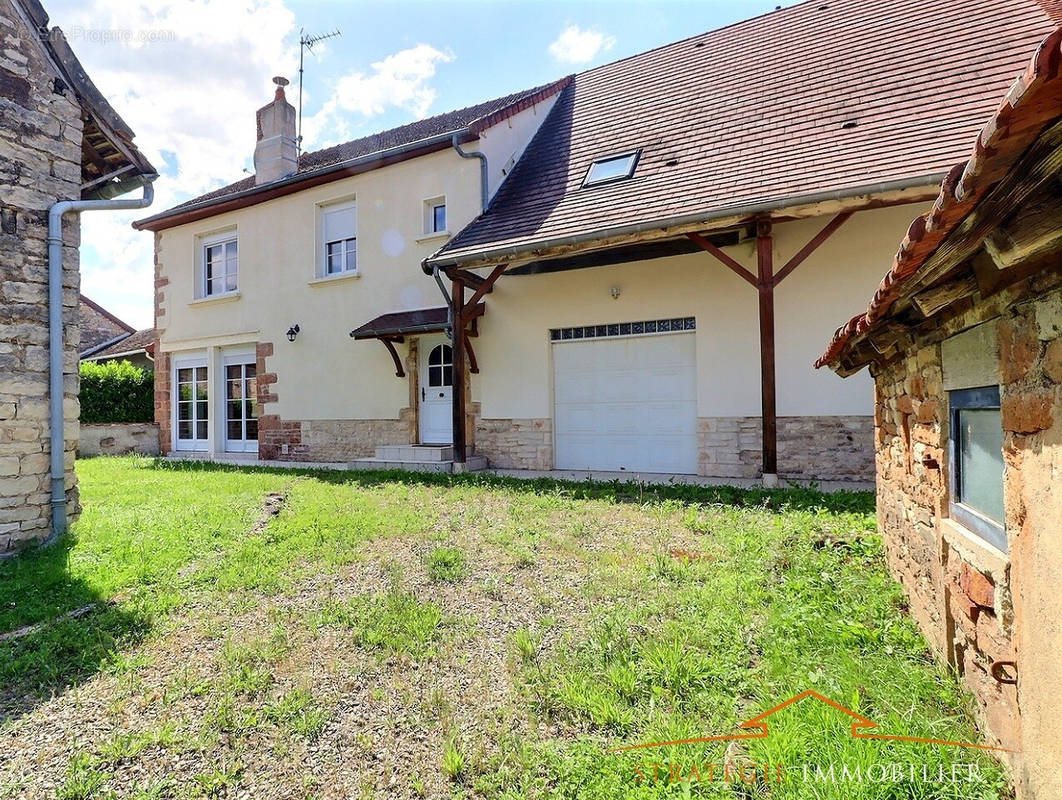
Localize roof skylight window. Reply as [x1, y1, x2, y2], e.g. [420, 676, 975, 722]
[583, 151, 640, 187]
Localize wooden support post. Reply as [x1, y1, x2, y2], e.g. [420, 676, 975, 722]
[756, 219, 778, 483]
[451, 279, 467, 465]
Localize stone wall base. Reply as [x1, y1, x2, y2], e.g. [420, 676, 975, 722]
[258, 412, 415, 462]
[79, 423, 161, 457]
[699, 415, 875, 481]
[476, 418, 552, 470]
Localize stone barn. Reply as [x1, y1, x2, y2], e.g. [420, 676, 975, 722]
[817, 27, 1062, 800]
[0, 0, 154, 554]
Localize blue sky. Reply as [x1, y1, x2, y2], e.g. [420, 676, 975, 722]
[49, 0, 800, 328]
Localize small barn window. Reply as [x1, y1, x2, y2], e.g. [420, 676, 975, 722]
[582, 151, 640, 188]
[949, 386, 1006, 551]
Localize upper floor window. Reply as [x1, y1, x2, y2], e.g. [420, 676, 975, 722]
[424, 197, 446, 235]
[203, 235, 238, 296]
[949, 386, 1006, 552]
[583, 151, 640, 188]
[321, 200, 357, 276]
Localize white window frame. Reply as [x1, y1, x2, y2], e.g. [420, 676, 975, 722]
[199, 230, 238, 298]
[221, 348, 259, 454]
[317, 198, 358, 278]
[172, 353, 209, 452]
[423, 196, 447, 235]
[582, 150, 641, 188]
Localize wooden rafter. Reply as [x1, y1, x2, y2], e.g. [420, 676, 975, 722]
[772, 211, 853, 287]
[464, 331, 479, 374]
[462, 265, 507, 315]
[687, 233, 757, 286]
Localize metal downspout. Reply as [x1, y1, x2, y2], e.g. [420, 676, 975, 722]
[47, 177, 155, 543]
[451, 131, 488, 214]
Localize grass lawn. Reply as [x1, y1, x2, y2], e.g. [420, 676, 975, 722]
[0, 457, 1008, 799]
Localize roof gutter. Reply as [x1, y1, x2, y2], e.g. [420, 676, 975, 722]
[421, 172, 947, 274]
[134, 130, 472, 231]
[48, 173, 155, 545]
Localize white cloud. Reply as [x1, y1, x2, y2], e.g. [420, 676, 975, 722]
[44, 3, 453, 328]
[48, 0, 300, 327]
[301, 44, 454, 148]
[548, 25, 615, 64]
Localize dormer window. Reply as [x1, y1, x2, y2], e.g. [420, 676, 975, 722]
[582, 151, 640, 188]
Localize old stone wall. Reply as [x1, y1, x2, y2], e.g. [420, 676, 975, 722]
[870, 271, 1062, 794]
[698, 415, 874, 481]
[0, 1, 84, 554]
[79, 423, 160, 457]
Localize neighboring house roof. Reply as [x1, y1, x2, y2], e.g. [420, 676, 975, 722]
[14, 0, 155, 189]
[427, 0, 1062, 269]
[82, 327, 156, 361]
[816, 25, 1062, 372]
[132, 79, 571, 232]
[79, 293, 136, 355]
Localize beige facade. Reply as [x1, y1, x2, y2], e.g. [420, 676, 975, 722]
[154, 127, 932, 479]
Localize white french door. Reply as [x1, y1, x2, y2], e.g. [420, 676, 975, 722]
[224, 358, 258, 453]
[174, 360, 209, 451]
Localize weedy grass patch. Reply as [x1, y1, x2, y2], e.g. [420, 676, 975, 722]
[0, 458, 1007, 799]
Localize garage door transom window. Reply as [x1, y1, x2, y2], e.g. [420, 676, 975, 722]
[550, 316, 695, 341]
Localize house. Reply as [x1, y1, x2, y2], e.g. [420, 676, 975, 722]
[817, 26, 1062, 800]
[78, 295, 155, 370]
[133, 0, 1058, 481]
[0, 0, 154, 554]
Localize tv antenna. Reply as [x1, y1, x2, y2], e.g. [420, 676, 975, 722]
[298, 27, 342, 153]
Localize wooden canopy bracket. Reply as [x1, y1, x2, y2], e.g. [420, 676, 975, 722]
[462, 264, 507, 316]
[380, 336, 405, 378]
[464, 330, 479, 374]
[687, 232, 757, 287]
[772, 211, 853, 287]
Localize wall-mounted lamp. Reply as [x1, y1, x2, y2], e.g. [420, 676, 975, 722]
[285, 324, 300, 342]
[610, 286, 621, 300]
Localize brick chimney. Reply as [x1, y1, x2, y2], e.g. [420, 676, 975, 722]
[253, 76, 297, 185]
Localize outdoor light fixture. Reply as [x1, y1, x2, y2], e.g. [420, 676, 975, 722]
[286, 324, 300, 342]
[610, 286, 621, 299]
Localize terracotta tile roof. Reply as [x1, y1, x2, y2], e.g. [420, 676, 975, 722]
[816, 24, 1062, 370]
[430, 0, 1061, 267]
[83, 328, 157, 360]
[145, 79, 570, 222]
[349, 308, 450, 339]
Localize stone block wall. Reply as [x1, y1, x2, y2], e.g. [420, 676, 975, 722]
[258, 414, 415, 462]
[698, 415, 874, 481]
[0, 2, 84, 554]
[79, 423, 161, 457]
[871, 273, 1062, 776]
[475, 418, 552, 470]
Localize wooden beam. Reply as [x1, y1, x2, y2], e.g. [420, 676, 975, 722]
[912, 274, 980, 317]
[463, 264, 507, 315]
[450, 269, 485, 291]
[380, 337, 405, 378]
[772, 211, 853, 287]
[451, 279, 467, 464]
[687, 232, 758, 287]
[464, 331, 479, 374]
[756, 220, 778, 479]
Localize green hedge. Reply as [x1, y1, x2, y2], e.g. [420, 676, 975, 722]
[79, 360, 154, 424]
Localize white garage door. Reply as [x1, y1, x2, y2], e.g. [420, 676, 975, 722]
[553, 331, 697, 474]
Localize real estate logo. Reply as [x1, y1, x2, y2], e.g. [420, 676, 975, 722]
[608, 690, 1014, 788]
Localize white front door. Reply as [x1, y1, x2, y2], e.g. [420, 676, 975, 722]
[173, 359, 209, 451]
[223, 357, 258, 453]
[419, 335, 453, 444]
[553, 331, 698, 474]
